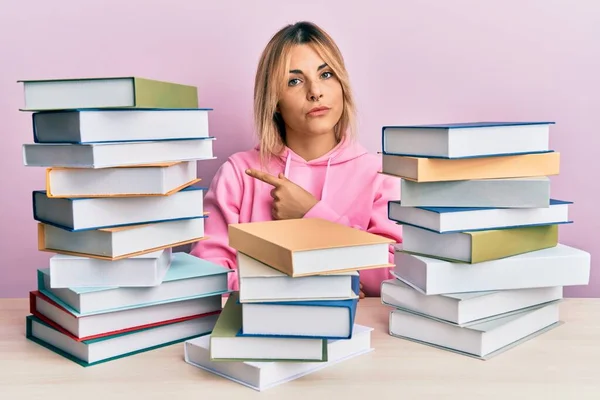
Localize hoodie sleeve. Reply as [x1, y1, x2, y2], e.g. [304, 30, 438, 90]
[303, 173, 403, 296]
[189, 159, 242, 291]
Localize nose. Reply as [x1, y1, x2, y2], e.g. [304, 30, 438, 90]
[307, 81, 323, 101]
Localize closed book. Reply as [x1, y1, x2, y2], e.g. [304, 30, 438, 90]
[382, 151, 560, 182]
[392, 244, 591, 295]
[388, 199, 571, 234]
[32, 108, 210, 144]
[19, 76, 199, 111]
[401, 224, 559, 263]
[209, 292, 327, 362]
[398, 176, 551, 208]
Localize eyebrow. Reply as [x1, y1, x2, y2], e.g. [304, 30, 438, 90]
[289, 63, 328, 74]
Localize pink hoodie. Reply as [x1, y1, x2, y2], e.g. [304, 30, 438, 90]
[189, 136, 403, 296]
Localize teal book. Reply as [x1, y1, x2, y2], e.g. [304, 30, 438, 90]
[37, 252, 231, 316]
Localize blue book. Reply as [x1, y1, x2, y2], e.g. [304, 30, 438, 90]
[37, 252, 231, 316]
[381, 121, 554, 159]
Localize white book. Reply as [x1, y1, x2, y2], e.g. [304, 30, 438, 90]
[37, 252, 231, 315]
[46, 161, 198, 198]
[399, 176, 551, 208]
[49, 248, 173, 288]
[27, 313, 218, 367]
[382, 121, 552, 158]
[32, 290, 222, 339]
[381, 279, 563, 326]
[389, 302, 561, 359]
[23, 137, 215, 168]
[237, 252, 358, 303]
[392, 244, 591, 295]
[32, 109, 210, 143]
[39, 217, 206, 260]
[184, 324, 373, 391]
[389, 199, 571, 233]
[34, 186, 204, 231]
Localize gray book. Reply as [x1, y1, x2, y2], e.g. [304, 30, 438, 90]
[400, 176, 550, 208]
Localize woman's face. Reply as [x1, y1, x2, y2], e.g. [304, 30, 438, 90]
[277, 44, 344, 139]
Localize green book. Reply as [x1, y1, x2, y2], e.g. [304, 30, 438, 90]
[19, 76, 198, 110]
[210, 292, 328, 362]
[402, 224, 559, 263]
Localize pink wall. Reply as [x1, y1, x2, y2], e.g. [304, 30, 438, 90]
[0, 0, 598, 298]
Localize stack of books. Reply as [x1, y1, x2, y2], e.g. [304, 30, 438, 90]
[19, 76, 232, 366]
[183, 218, 391, 391]
[379, 121, 591, 360]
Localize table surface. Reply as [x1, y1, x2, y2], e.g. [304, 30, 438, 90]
[1, 297, 599, 399]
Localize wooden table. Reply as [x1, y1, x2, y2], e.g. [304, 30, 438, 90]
[1, 297, 599, 399]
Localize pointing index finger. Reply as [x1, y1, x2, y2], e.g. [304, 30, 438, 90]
[245, 168, 282, 187]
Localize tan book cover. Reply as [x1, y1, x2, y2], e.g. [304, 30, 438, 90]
[228, 218, 394, 277]
[382, 152, 560, 182]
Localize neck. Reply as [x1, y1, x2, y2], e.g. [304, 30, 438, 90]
[284, 130, 339, 161]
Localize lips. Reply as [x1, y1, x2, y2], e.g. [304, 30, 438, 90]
[307, 106, 330, 116]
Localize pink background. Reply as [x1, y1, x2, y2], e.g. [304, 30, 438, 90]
[0, 0, 597, 298]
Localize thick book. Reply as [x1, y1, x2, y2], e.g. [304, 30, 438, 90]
[228, 218, 393, 277]
[392, 244, 590, 295]
[37, 252, 231, 315]
[381, 279, 563, 326]
[23, 137, 215, 169]
[381, 121, 552, 158]
[26, 313, 217, 367]
[209, 292, 327, 362]
[389, 302, 561, 360]
[382, 151, 560, 182]
[184, 324, 373, 391]
[401, 224, 559, 263]
[237, 252, 359, 303]
[29, 290, 222, 341]
[239, 297, 358, 339]
[49, 248, 172, 288]
[19, 76, 199, 110]
[32, 108, 211, 143]
[398, 176, 551, 208]
[33, 185, 205, 231]
[388, 199, 571, 233]
[38, 217, 206, 260]
[45, 161, 199, 198]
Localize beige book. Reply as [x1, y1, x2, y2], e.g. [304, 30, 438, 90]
[228, 218, 394, 277]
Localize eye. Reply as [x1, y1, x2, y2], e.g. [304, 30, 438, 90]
[288, 78, 301, 86]
[321, 71, 334, 79]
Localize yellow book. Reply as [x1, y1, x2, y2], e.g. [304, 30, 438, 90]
[382, 152, 560, 182]
[401, 224, 559, 263]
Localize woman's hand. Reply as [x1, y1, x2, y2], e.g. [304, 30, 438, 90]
[246, 168, 318, 220]
[359, 282, 365, 299]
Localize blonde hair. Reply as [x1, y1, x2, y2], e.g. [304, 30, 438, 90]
[253, 21, 357, 168]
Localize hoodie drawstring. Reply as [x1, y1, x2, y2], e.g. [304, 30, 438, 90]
[283, 151, 333, 201]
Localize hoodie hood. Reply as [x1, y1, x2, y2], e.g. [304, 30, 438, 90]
[254, 135, 368, 200]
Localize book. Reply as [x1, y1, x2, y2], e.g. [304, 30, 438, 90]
[237, 252, 359, 303]
[33, 186, 205, 231]
[45, 161, 200, 198]
[37, 252, 232, 314]
[239, 297, 358, 339]
[30, 290, 221, 340]
[392, 244, 591, 295]
[228, 218, 393, 277]
[209, 292, 327, 362]
[26, 313, 217, 367]
[381, 151, 560, 182]
[381, 121, 552, 158]
[398, 176, 551, 208]
[23, 137, 215, 168]
[48, 248, 172, 288]
[400, 224, 559, 263]
[19, 76, 199, 110]
[32, 108, 211, 143]
[388, 302, 561, 360]
[184, 324, 374, 391]
[388, 199, 571, 234]
[381, 279, 563, 326]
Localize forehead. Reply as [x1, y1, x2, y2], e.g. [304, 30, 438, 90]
[288, 44, 326, 69]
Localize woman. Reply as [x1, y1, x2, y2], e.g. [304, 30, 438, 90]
[190, 21, 403, 297]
